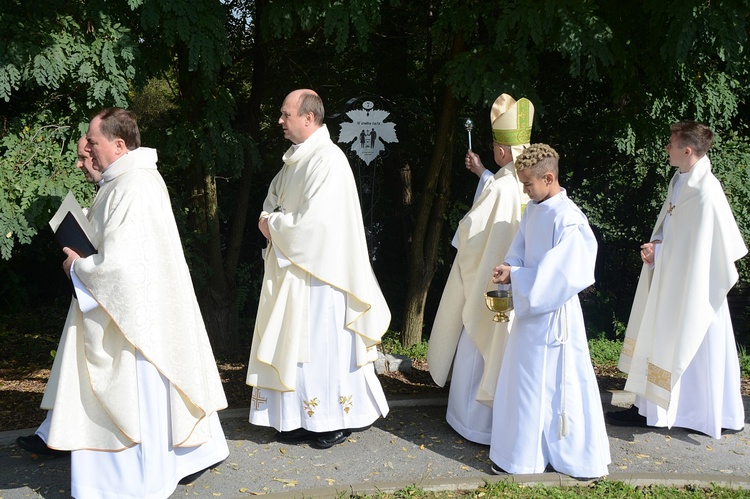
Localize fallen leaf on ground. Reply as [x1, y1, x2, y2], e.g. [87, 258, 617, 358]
[272, 478, 298, 486]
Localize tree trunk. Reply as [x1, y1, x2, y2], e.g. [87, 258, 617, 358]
[171, 0, 271, 356]
[197, 169, 241, 354]
[400, 33, 464, 348]
[175, 39, 241, 356]
[398, 162, 413, 255]
[187, 154, 240, 355]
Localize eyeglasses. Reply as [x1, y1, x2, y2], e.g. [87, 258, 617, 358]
[489, 143, 505, 151]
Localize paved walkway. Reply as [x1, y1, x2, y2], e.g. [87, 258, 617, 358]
[1, 392, 748, 498]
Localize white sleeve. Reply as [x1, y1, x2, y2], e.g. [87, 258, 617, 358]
[472, 169, 494, 203]
[650, 241, 661, 270]
[451, 169, 495, 247]
[70, 261, 99, 313]
[274, 246, 293, 268]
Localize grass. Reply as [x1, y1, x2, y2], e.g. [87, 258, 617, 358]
[381, 330, 429, 361]
[588, 334, 625, 368]
[2, 316, 750, 497]
[739, 344, 750, 378]
[350, 481, 749, 498]
[587, 332, 750, 379]
[3, 305, 748, 378]
[380, 328, 750, 380]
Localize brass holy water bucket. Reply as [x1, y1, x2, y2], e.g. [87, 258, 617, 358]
[484, 279, 513, 323]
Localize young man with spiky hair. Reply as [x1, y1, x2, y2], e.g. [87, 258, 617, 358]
[490, 143, 610, 479]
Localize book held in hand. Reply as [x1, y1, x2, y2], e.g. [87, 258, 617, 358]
[49, 191, 98, 257]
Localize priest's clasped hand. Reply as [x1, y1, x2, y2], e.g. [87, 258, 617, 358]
[62, 247, 81, 279]
[258, 216, 272, 241]
[640, 240, 660, 265]
[492, 264, 511, 284]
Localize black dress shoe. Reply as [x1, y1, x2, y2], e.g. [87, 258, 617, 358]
[722, 427, 743, 435]
[16, 434, 69, 457]
[490, 462, 507, 475]
[178, 460, 225, 485]
[605, 406, 647, 427]
[275, 427, 318, 444]
[314, 429, 352, 449]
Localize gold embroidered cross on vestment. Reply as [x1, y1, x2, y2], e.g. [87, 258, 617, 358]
[667, 202, 675, 215]
[251, 388, 267, 410]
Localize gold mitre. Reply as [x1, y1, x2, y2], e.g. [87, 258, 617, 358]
[490, 94, 534, 160]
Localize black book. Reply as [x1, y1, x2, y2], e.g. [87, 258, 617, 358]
[49, 192, 98, 299]
[53, 211, 97, 257]
[49, 191, 98, 256]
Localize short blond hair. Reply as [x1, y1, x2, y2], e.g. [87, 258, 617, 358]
[515, 143, 559, 178]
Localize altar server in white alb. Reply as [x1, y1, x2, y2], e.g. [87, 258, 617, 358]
[607, 120, 747, 438]
[40, 107, 229, 498]
[246, 89, 391, 450]
[427, 94, 533, 444]
[490, 143, 610, 478]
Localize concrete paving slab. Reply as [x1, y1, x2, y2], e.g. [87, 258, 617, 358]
[0, 393, 748, 498]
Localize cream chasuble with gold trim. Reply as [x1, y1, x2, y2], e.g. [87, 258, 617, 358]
[618, 156, 747, 409]
[246, 125, 391, 393]
[42, 147, 228, 451]
[427, 163, 527, 405]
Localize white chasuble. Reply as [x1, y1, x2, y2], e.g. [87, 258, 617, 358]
[41, 147, 228, 452]
[633, 299, 745, 438]
[246, 126, 391, 424]
[489, 190, 610, 478]
[249, 277, 389, 432]
[619, 156, 747, 411]
[70, 353, 228, 499]
[427, 164, 526, 405]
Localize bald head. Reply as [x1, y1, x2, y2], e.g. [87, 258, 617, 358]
[294, 89, 325, 125]
[278, 89, 325, 144]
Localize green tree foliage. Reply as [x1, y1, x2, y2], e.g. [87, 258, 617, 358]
[0, 2, 136, 108]
[0, 1, 138, 256]
[427, 0, 750, 341]
[0, 117, 81, 260]
[124, 0, 252, 353]
[1, 0, 749, 353]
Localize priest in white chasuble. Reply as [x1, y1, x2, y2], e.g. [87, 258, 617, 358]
[608, 120, 747, 439]
[427, 94, 532, 444]
[246, 89, 391, 450]
[15, 136, 103, 460]
[489, 144, 610, 479]
[38, 108, 229, 498]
